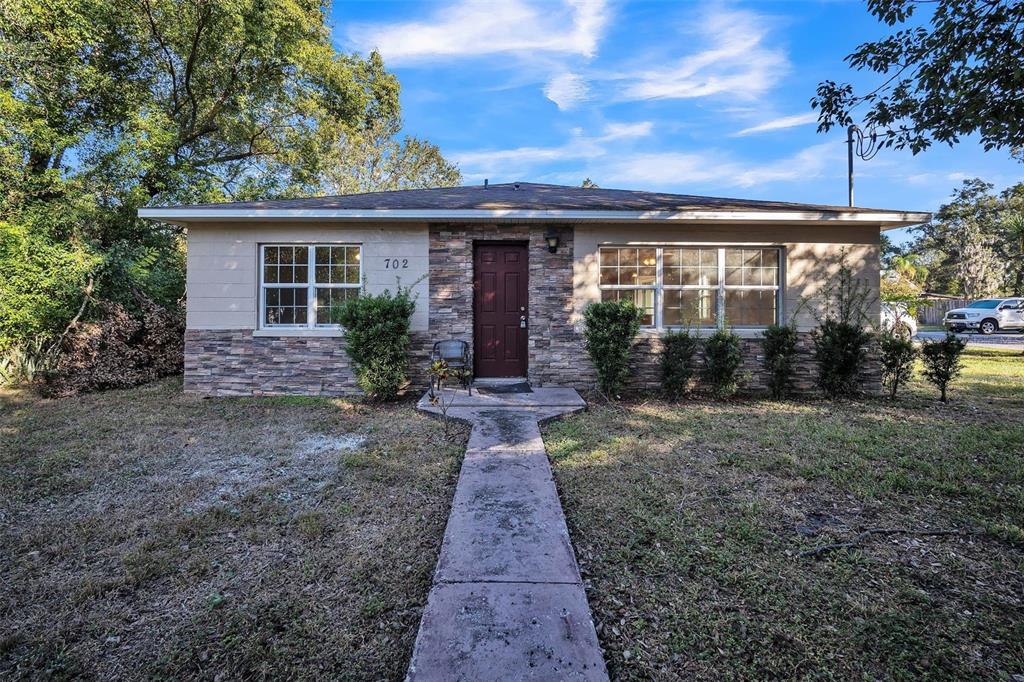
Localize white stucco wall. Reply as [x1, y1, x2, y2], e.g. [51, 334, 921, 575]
[573, 223, 882, 333]
[185, 223, 430, 331]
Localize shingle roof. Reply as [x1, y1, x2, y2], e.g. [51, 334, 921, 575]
[147, 182, 917, 215]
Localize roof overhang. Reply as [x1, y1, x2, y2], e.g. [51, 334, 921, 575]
[137, 207, 931, 229]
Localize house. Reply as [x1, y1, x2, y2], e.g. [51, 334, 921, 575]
[139, 182, 929, 396]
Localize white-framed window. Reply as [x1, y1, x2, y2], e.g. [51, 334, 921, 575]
[260, 244, 362, 329]
[599, 246, 782, 329]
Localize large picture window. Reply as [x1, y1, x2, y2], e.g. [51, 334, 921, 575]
[598, 246, 781, 329]
[260, 244, 361, 328]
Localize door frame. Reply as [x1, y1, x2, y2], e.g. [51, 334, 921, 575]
[472, 240, 529, 378]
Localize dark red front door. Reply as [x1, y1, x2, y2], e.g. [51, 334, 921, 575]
[473, 243, 528, 377]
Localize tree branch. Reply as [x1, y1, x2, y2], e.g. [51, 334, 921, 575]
[799, 526, 984, 559]
[142, 0, 180, 115]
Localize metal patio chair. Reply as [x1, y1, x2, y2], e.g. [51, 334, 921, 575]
[430, 340, 472, 394]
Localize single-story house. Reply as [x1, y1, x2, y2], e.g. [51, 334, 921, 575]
[139, 182, 929, 396]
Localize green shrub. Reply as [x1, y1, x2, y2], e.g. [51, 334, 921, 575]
[661, 329, 699, 400]
[761, 324, 798, 400]
[583, 300, 643, 398]
[811, 259, 876, 399]
[812, 319, 873, 398]
[332, 286, 417, 401]
[703, 328, 743, 398]
[879, 332, 918, 399]
[920, 333, 967, 402]
[0, 338, 58, 386]
[0, 220, 101, 349]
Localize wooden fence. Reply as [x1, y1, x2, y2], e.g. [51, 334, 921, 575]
[916, 298, 970, 325]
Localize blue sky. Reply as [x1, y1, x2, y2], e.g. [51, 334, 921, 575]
[333, 0, 1021, 244]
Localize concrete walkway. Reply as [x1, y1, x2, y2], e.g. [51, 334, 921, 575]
[408, 386, 608, 681]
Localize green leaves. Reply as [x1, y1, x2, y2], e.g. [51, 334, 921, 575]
[920, 333, 967, 402]
[0, 1, 452, 354]
[813, 0, 1024, 156]
[583, 300, 643, 398]
[332, 287, 417, 401]
[702, 328, 743, 399]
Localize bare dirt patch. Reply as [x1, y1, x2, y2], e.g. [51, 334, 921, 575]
[0, 378, 467, 680]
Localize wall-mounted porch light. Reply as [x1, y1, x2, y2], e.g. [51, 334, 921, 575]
[544, 227, 560, 253]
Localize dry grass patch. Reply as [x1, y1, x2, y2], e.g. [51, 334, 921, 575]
[0, 378, 467, 680]
[545, 348, 1024, 679]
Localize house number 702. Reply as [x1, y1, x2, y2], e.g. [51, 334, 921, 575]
[383, 258, 409, 269]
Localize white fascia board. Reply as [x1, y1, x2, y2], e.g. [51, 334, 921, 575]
[138, 207, 931, 227]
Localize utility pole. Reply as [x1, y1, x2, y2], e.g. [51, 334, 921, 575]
[846, 124, 882, 208]
[847, 126, 855, 207]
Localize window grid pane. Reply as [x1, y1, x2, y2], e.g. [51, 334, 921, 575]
[664, 289, 718, 327]
[262, 245, 361, 329]
[598, 246, 781, 330]
[664, 247, 719, 287]
[599, 247, 658, 287]
[600, 288, 654, 326]
[264, 287, 308, 326]
[315, 287, 360, 325]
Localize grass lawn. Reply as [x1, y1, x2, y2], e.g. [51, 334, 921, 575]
[545, 348, 1024, 680]
[0, 378, 467, 680]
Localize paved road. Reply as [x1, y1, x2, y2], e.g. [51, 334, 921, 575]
[916, 331, 1024, 351]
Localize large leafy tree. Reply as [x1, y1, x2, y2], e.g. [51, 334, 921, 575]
[813, 0, 1024, 156]
[912, 179, 1023, 297]
[325, 116, 460, 195]
[0, 0, 455, 349]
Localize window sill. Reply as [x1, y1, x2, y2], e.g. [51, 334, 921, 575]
[636, 327, 773, 339]
[252, 328, 345, 338]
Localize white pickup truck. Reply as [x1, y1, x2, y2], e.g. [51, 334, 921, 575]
[943, 298, 1024, 335]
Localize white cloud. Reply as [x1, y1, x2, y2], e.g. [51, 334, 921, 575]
[618, 8, 788, 102]
[601, 143, 837, 189]
[452, 122, 653, 178]
[453, 122, 841, 191]
[734, 112, 818, 136]
[600, 121, 653, 140]
[544, 72, 591, 110]
[347, 0, 609, 63]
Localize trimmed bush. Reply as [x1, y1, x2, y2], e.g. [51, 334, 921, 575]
[879, 332, 918, 399]
[703, 327, 743, 398]
[761, 324, 798, 400]
[811, 260, 876, 399]
[333, 286, 417, 401]
[661, 329, 699, 400]
[812, 319, 873, 398]
[583, 300, 643, 398]
[921, 333, 967, 402]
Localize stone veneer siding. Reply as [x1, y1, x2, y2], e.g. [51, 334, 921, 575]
[427, 223, 584, 387]
[183, 330, 433, 397]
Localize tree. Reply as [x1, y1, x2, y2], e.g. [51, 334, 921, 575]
[325, 116, 461, 195]
[881, 253, 927, 315]
[921, 333, 967, 402]
[581, 178, 599, 188]
[813, 0, 1024, 156]
[911, 179, 1019, 297]
[0, 1, 452, 352]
